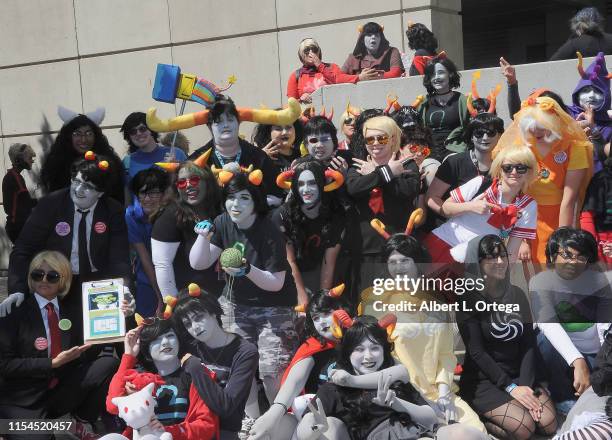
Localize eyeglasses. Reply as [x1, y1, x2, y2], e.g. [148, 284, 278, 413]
[408, 144, 431, 157]
[473, 128, 496, 139]
[72, 130, 94, 139]
[343, 118, 355, 126]
[176, 175, 201, 189]
[307, 135, 333, 144]
[30, 269, 61, 283]
[71, 178, 99, 192]
[138, 189, 163, 199]
[501, 164, 530, 175]
[365, 135, 390, 146]
[558, 250, 588, 264]
[128, 125, 149, 136]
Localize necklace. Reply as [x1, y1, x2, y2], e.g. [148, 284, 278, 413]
[214, 148, 242, 167]
[470, 150, 488, 176]
[200, 333, 230, 366]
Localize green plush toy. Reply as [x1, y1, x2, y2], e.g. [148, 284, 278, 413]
[220, 242, 245, 268]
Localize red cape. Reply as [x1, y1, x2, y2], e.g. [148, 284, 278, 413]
[280, 337, 335, 386]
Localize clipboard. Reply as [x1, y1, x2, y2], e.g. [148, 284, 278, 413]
[81, 278, 126, 344]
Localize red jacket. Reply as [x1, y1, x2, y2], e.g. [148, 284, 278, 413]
[287, 63, 358, 99]
[106, 354, 219, 440]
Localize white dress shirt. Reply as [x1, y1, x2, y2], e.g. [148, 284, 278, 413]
[70, 201, 98, 275]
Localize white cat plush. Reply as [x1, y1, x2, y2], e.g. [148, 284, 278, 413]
[99, 383, 172, 440]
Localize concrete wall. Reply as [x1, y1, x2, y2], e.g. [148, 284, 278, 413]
[313, 54, 612, 130]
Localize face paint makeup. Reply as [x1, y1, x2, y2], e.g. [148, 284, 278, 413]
[70, 171, 103, 210]
[350, 336, 384, 375]
[297, 170, 320, 205]
[225, 189, 256, 228]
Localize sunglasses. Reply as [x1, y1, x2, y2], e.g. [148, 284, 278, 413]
[71, 178, 99, 192]
[176, 176, 201, 189]
[408, 144, 431, 157]
[128, 125, 149, 136]
[343, 118, 355, 126]
[473, 128, 497, 139]
[138, 189, 163, 199]
[365, 135, 389, 146]
[307, 134, 333, 144]
[501, 164, 530, 175]
[30, 269, 61, 283]
[558, 251, 588, 263]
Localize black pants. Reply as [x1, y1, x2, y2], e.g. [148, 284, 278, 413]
[0, 356, 119, 440]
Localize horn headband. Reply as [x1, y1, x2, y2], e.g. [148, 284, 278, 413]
[331, 310, 397, 341]
[276, 169, 344, 192]
[294, 283, 345, 313]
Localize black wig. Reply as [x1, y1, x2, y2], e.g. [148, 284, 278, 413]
[423, 58, 461, 96]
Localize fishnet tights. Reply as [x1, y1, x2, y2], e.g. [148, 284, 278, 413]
[482, 389, 558, 440]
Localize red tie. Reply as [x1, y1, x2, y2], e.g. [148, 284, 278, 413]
[45, 303, 61, 359]
[368, 188, 385, 214]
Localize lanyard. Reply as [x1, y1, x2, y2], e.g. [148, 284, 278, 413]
[214, 149, 242, 167]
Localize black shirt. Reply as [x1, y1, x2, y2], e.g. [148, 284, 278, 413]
[425, 92, 462, 162]
[272, 204, 345, 273]
[156, 368, 191, 425]
[184, 336, 258, 433]
[550, 33, 612, 61]
[210, 212, 297, 307]
[152, 204, 224, 296]
[435, 151, 491, 200]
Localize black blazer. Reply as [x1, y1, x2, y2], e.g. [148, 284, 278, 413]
[8, 188, 130, 295]
[0, 295, 81, 407]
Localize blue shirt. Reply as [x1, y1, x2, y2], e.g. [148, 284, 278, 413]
[125, 202, 153, 284]
[123, 145, 187, 183]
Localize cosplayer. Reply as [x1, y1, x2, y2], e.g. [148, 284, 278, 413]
[151, 155, 224, 298]
[189, 171, 298, 402]
[121, 111, 187, 184]
[302, 116, 352, 174]
[172, 284, 259, 439]
[581, 145, 612, 265]
[418, 56, 470, 161]
[147, 96, 300, 207]
[2, 143, 37, 243]
[296, 314, 488, 440]
[424, 145, 537, 264]
[287, 38, 360, 103]
[2, 153, 131, 342]
[338, 103, 361, 150]
[567, 52, 612, 172]
[406, 22, 439, 76]
[341, 22, 404, 80]
[0, 251, 119, 439]
[493, 96, 593, 263]
[105, 312, 218, 440]
[160, 131, 190, 156]
[252, 114, 303, 172]
[426, 112, 504, 229]
[359, 233, 486, 431]
[40, 107, 124, 204]
[550, 7, 612, 61]
[126, 168, 169, 316]
[529, 228, 612, 415]
[458, 235, 558, 440]
[346, 115, 420, 297]
[349, 108, 384, 160]
[274, 158, 346, 305]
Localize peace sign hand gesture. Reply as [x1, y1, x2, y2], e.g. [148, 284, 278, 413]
[372, 374, 397, 408]
[305, 398, 329, 440]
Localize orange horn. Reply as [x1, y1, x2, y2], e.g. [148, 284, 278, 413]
[218, 170, 234, 185]
[471, 70, 481, 100]
[163, 305, 173, 319]
[188, 283, 201, 297]
[378, 313, 397, 341]
[328, 283, 345, 298]
[370, 218, 391, 240]
[466, 93, 478, 118]
[323, 169, 344, 192]
[405, 208, 424, 235]
[577, 52, 586, 78]
[356, 302, 364, 316]
[410, 95, 425, 108]
[135, 313, 145, 326]
[276, 169, 294, 190]
[156, 162, 180, 172]
[295, 304, 306, 313]
[164, 295, 178, 307]
[193, 149, 212, 168]
[248, 169, 263, 186]
[487, 84, 502, 114]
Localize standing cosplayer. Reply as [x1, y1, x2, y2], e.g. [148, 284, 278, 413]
[189, 171, 298, 403]
[40, 107, 124, 204]
[274, 158, 346, 306]
[2, 143, 37, 243]
[2, 153, 131, 342]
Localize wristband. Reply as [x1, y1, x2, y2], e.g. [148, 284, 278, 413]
[272, 402, 288, 414]
[505, 383, 518, 393]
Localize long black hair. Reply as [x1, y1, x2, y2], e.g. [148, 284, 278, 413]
[283, 158, 344, 261]
[41, 114, 124, 202]
[352, 22, 390, 58]
[406, 23, 438, 53]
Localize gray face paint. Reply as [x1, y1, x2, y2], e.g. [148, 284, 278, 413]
[432, 63, 450, 94]
[149, 330, 179, 363]
[306, 132, 335, 161]
[471, 128, 501, 153]
[297, 170, 320, 206]
[225, 189, 256, 227]
[70, 171, 103, 210]
[211, 112, 239, 147]
[364, 33, 381, 53]
[578, 86, 605, 110]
